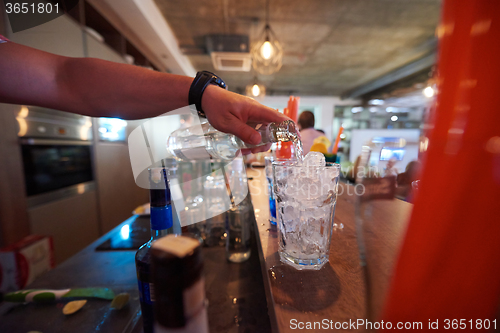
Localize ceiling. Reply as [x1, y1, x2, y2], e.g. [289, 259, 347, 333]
[154, 0, 441, 96]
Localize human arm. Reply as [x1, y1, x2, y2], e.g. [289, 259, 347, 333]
[0, 42, 288, 144]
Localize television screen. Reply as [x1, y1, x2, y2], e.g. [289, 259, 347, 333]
[380, 148, 405, 161]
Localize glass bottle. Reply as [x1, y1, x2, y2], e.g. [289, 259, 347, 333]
[203, 159, 228, 247]
[225, 157, 251, 262]
[167, 120, 302, 161]
[135, 166, 175, 333]
[151, 235, 208, 333]
[225, 203, 251, 263]
[184, 160, 208, 243]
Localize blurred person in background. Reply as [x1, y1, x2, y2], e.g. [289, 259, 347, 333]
[297, 111, 323, 154]
[384, 158, 399, 177]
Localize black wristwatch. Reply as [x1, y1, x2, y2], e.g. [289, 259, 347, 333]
[188, 71, 227, 118]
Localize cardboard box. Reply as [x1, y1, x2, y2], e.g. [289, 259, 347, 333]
[0, 235, 54, 292]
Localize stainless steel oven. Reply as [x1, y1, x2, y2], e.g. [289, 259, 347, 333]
[16, 107, 95, 207]
[17, 107, 101, 264]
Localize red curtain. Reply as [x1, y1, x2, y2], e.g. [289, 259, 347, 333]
[382, 0, 500, 323]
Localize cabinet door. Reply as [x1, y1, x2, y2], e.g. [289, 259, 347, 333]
[9, 15, 84, 58]
[28, 190, 100, 264]
[85, 33, 126, 64]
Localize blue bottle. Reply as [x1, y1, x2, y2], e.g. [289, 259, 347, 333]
[135, 166, 174, 333]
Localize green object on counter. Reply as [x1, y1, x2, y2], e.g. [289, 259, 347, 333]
[2, 288, 115, 302]
[324, 153, 338, 163]
[110, 293, 130, 310]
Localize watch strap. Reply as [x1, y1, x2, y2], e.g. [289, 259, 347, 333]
[188, 71, 227, 118]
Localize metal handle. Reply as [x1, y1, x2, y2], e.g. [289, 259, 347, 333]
[20, 138, 92, 146]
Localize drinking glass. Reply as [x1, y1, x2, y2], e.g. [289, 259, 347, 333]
[354, 146, 413, 321]
[273, 161, 340, 270]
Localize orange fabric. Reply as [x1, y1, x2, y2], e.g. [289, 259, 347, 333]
[285, 96, 299, 122]
[382, 0, 500, 323]
[278, 101, 300, 158]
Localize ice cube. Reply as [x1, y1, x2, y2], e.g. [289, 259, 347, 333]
[303, 152, 326, 167]
[283, 205, 295, 221]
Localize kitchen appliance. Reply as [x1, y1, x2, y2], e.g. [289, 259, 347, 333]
[17, 106, 95, 207]
[16, 106, 100, 264]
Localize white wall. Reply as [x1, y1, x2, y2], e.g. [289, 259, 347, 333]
[8, 15, 84, 57]
[350, 129, 420, 172]
[259, 96, 359, 142]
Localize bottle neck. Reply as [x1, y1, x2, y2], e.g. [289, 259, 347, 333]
[268, 120, 298, 143]
[152, 228, 171, 240]
[148, 165, 176, 241]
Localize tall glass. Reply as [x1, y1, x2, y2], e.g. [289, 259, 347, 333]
[354, 145, 412, 321]
[273, 161, 340, 270]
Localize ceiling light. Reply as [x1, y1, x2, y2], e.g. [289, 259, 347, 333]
[369, 107, 379, 113]
[251, 0, 283, 75]
[423, 86, 435, 98]
[245, 81, 266, 98]
[251, 84, 261, 97]
[351, 107, 363, 113]
[391, 115, 398, 121]
[261, 40, 273, 59]
[340, 133, 346, 139]
[386, 107, 397, 113]
[368, 99, 384, 105]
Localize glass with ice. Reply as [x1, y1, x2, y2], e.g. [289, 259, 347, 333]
[273, 152, 340, 270]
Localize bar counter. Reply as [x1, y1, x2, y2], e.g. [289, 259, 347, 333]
[246, 167, 412, 332]
[0, 167, 412, 333]
[0, 211, 271, 332]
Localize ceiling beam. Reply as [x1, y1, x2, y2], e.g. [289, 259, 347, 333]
[341, 53, 436, 100]
[91, 0, 196, 76]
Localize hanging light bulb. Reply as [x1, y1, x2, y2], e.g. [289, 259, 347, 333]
[246, 80, 266, 98]
[261, 40, 273, 60]
[251, 84, 261, 97]
[251, 0, 283, 77]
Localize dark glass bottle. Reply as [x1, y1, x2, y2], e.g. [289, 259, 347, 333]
[136, 166, 174, 333]
[151, 235, 208, 333]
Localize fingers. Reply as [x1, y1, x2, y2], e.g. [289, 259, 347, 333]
[240, 143, 271, 156]
[240, 148, 253, 156]
[250, 143, 272, 154]
[224, 117, 262, 145]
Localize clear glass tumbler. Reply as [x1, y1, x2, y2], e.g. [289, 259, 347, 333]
[273, 161, 340, 270]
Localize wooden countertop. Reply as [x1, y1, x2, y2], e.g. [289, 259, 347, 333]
[247, 167, 412, 332]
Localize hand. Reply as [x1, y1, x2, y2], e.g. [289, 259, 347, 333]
[201, 85, 290, 145]
[241, 143, 273, 156]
